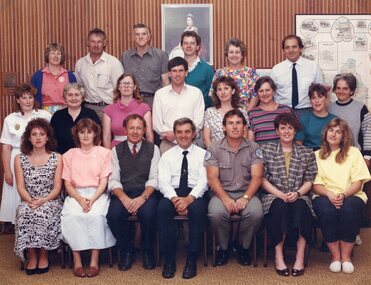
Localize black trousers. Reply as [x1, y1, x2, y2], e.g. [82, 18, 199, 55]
[106, 194, 158, 253]
[265, 198, 313, 247]
[313, 196, 366, 243]
[157, 197, 207, 263]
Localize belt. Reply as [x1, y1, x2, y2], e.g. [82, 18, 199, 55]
[85, 101, 108, 106]
[141, 92, 155, 97]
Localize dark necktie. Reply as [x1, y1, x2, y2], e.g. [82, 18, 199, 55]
[178, 150, 189, 197]
[132, 144, 137, 158]
[292, 63, 299, 108]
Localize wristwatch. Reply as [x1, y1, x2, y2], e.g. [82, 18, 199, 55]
[242, 194, 250, 201]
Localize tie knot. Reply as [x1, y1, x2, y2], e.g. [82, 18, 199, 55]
[182, 150, 189, 156]
[292, 63, 296, 67]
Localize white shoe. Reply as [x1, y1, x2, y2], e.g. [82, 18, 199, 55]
[329, 261, 341, 273]
[342, 261, 354, 273]
[355, 235, 362, 246]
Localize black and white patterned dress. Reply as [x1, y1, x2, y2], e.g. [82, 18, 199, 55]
[14, 152, 62, 261]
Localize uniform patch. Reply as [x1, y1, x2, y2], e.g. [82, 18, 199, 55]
[204, 150, 212, 161]
[14, 123, 20, 131]
[255, 147, 263, 159]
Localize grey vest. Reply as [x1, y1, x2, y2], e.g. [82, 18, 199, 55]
[116, 140, 154, 193]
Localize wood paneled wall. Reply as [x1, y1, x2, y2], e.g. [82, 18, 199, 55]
[1, 0, 370, 86]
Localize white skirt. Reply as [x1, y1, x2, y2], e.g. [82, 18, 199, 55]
[0, 147, 21, 223]
[61, 187, 116, 251]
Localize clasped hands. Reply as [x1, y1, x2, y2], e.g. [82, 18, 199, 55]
[171, 196, 194, 216]
[121, 196, 146, 215]
[222, 196, 249, 214]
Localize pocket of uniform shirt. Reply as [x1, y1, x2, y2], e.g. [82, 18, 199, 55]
[219, 162, 233, 183]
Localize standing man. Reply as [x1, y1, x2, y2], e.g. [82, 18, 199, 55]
[121, 23, 170, 107]
[157, 118, 208, 279]
[270, 34, 324, 116]
[106, 114, 160, 271]
[205, 109, 264, 266]
[75, 28, 124, 119]
[152, 57, 205, 153]
[181, 31, 214, 109]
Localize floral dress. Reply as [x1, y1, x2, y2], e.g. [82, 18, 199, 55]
[14, 152, 62, 261]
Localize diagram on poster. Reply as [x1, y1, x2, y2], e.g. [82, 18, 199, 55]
[296, 14, 371, 108]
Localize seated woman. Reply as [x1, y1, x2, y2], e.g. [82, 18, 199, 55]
[31, 43, 77, 114]
[248, 76, 294, 145]
[0, 83, 51, 232]
[51, 83, 100, 154]
[313, 118, 370, 274]
[61, 118, 116, 278]
[203, 76, 249, 148]
[103, 73, 153, 148]
[261, 112, 317, 277]
[14, 118, 63, 275]
[296, 83, 336, 150]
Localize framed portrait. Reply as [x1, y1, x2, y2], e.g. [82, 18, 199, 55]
[161, 4, 213, 65]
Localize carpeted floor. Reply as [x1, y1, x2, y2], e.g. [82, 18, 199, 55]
[0, 228, 370, 285]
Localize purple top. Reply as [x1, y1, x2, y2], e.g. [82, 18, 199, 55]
[103, 99, 151, 147]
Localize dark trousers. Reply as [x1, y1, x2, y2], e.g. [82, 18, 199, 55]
[106, 194, 158, 253]
[266, 198, 313, 247]
[157, 197, 207, 263]
[313, 196, 366, 243]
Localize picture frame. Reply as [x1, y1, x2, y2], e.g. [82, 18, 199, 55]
[161, 4, 213, 65]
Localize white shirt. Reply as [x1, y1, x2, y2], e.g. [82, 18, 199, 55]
[270, 56, 324, 109]
[158, 144, 208, 200]
[0, 110, 51, 148]
[75, 51, 124, 104]
[152, 83, 205, 139]
[108, 140, 160, 191]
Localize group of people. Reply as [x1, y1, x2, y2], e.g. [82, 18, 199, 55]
[0, 23, 370, 280]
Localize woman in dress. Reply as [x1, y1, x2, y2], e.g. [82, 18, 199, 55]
[313, 118, 370, 274]
[248, 76, 294, 144]
[14, 118, 63, 275]
[50, 83, 100, 154]
[0, 84, 51, 233]
[209, 38, 259, 112]
[261, 112, 317, 277]
[203, 76, 249, 148]
[103, 73, 153, 148]
[31, 43, 77, 114]
[296, 83, 336, 150]
[61, 118, 115, 278]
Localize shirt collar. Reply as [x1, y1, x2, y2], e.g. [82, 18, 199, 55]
[219, 137, 251, 152]
[188, 57, 201, 72]
[169, 83, 187, 95]
[175, 144, 194, 154]
[86, 51, 108, 63]
[42, 66, 68, 74]
[127, 140, 143, 151]
[130, 45, 154, 57]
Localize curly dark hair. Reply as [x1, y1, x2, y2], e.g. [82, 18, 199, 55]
[211, 76, 240, 109]
[273, 112, 302, 132]
[71, 118, 101, 147]
[21, 118, 56, 155]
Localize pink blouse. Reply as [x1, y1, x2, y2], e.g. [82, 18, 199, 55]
[103, 99, 151, 147]
[62, 146, 111, 188]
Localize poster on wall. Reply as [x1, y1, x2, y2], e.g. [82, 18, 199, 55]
[296, 14, 371, 108]
[161, 4, 213, 65]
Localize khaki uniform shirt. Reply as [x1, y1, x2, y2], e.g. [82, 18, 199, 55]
[204, 137, 264, 192]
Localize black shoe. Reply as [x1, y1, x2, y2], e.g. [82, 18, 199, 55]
[118, 251, 134, 271]
[215, 249, 229, 266]
[142, 251, 155, 270]
[25, 268, 38, 275]
[237, 248, 251, 266]
[276, 268, 290, 276]
[37, 265, 49, 274]
[292, 268, 305, 277]
[162, 262, 176, 279]
[182, 261, 197, 279]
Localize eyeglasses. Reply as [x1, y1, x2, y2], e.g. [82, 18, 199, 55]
[119, 81, 134, 86]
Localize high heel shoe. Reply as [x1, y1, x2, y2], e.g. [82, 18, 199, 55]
[276, 268, 289, 276]
[292, 268, 305, 276]
[37, 265, 49, 274]
[25, 268, 38, 275]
